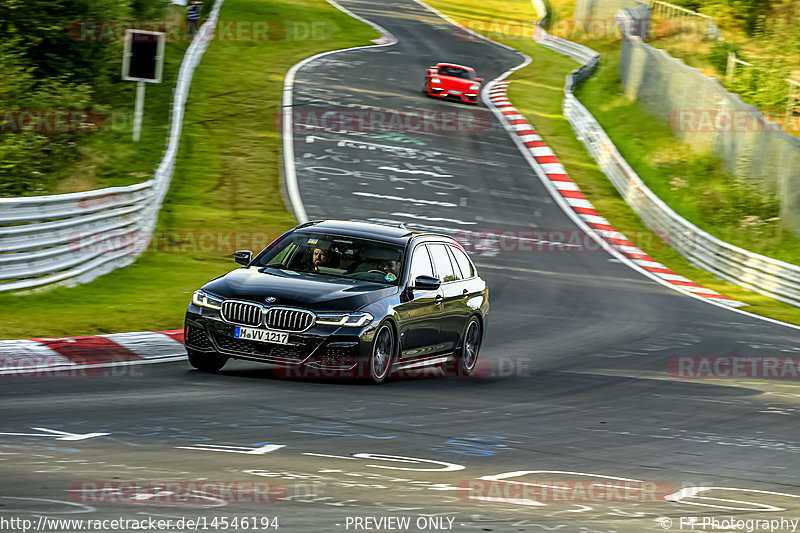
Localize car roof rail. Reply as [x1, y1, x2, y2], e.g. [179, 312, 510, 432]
[296, 220, 324, 228]
[346, 218, 409, 229]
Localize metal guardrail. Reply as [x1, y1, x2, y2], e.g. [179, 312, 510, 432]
[530, 1, 800, 307]
[0, 0, 225, 293]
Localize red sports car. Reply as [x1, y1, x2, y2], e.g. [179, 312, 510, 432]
[423, 63, 483, 105]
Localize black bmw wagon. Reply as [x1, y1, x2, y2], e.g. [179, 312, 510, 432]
[184, 220, 489, 382]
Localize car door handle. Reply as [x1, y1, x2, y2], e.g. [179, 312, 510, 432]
[434, 295, 443, 304]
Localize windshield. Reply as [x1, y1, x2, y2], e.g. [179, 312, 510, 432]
[437, 66, 474, 80]
[253, 232, 405, 285]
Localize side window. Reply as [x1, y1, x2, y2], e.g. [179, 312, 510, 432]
[408, 245, 434, 282]
[449, 246, 475, 279]
[429, 244, 457, 283]
[445, 246, 464, 280]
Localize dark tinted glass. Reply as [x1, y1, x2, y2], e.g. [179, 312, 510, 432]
[450, 246, 474, 278]
[254, 232, 404, 284]
[409, 245, 434, 282]
[437, 66, 474, 80]
[429, 244, 457, 282]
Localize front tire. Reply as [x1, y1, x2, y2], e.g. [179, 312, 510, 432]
[368, 323, 395, 383]
[187, 349, 228, 373]
[444, 316, 482, 377]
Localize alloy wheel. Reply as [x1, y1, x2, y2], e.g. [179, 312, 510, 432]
[371, 324, 394, 382]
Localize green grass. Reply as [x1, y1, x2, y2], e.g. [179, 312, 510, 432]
[0, 0, 378, 339]
[8, 5, 192, 196]
[424, 0, 800, 326]
[576, 49, 800, 266]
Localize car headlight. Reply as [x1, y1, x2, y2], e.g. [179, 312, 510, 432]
[192, 290, 223, 310]
[315, 312, 374, 327]
[431, 77, 441, 84]
[469, 84, 480, 90]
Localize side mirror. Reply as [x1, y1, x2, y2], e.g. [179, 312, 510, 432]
[234, 250, 252, 266]
[413, 275, 441, 291]
[475, 77, 483, 82]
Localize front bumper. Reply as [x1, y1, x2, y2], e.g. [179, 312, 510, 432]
[184, 305, 376, 373]
[427, 87, 479, 103]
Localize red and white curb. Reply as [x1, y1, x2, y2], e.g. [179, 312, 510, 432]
[486, 81, 745, 307]
[0, 330, 186, 376]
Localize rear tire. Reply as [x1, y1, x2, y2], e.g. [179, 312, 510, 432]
[368, 323, 395, 384]
[187, 349, 228, 373]
[443, 316, 482, 377]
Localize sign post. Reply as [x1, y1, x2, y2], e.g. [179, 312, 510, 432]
[122, 29, 166, 142]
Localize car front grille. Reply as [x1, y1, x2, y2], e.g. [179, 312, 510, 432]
[265, 308, 314, 332]
[221, 300, 263, 326]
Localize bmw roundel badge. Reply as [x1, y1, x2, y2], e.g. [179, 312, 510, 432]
[265, 296, 277, 303]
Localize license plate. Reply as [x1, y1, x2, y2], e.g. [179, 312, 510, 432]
[234, 326, 289, 345]
[449, 90, 463, 95]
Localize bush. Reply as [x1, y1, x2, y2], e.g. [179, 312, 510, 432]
[0, 0, 169, 196]
[707, 40, 742, 74]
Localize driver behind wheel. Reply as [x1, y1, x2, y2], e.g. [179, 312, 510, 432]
[378, 259, 399, 280]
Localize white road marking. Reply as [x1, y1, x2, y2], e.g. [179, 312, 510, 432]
[302, 452, 359, 460]
[0, 427, 109, 441]
[354, 192, 456, 207]
[176, 443, 286, 454]
[378, 166, 453, 177]
[390, 212, 475, 225]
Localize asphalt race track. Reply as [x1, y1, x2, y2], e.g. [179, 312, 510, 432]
[2, 0, 800, 532]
